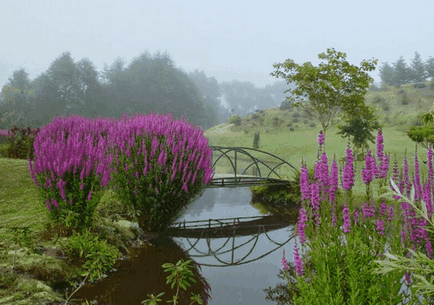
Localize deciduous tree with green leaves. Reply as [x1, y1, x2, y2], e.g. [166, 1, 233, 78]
[269, 48, 378, 138]
[406, 111, 434, 150]
[336, 103, 384, 161]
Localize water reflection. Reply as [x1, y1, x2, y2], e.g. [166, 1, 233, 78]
[69, 186, 299, 305]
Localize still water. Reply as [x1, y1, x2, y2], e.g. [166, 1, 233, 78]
[71, 185, 429, 305]
[71, 186, 298, 305]
[169, 186, 296, 305]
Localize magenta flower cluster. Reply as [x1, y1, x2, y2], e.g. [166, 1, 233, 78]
[283, 128, 434, 285]
[28, 111, 215, 231]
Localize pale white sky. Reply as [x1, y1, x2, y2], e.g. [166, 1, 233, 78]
[1, 0, 433, 105]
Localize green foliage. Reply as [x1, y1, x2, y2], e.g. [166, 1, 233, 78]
[406, 124, 434, 150]
[228, 114, 242, 126]
[270, 47, 378, 136]
[336, 105, 383, 160]
[4, 126, 40, 161]
[372, 95, 385, 104]
[289, 127, 295, 132]
[413, 83, 427, 89]
[430, 81, 434, 90]
[57, 229, 121, 283]
[382, 104, 390, 111]
[141, 259, 204, 305]
[369, 84, 379, 91]
[398, 89, 406, 94]
[280, 101, 291, 110]
[401, 93, 411, 105]
[309, 123, 316, 128]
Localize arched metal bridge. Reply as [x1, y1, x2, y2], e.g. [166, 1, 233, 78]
[207, 146, 299, 188]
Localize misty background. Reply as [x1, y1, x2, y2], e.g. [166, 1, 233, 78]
[1, 0, 433, 131]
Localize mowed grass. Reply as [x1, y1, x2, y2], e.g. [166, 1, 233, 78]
[205, 119, 431, 205]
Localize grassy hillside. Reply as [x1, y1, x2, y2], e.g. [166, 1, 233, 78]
[204, 81, 434, 201]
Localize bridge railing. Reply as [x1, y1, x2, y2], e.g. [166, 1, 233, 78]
[208, 146, 299, 187]
[170, 216, 265, 230]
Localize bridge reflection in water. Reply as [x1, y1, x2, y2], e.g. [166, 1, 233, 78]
[159, 214, 298, 267]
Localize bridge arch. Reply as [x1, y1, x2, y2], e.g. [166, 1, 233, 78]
[209, 146, 300, 187]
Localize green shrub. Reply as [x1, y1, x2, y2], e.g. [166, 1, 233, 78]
[413, 83, 427, 89]
[398, 89, 406, 94]
[228, 114, 242, 126]
[401, 94, 411, 105]
[289, 127, 295, 131]
[293, 118, 299, 123]
[382, 104, 390, 111]
[309, 123, 316, 128]
[372, 95, 385, 104]
[430, 81, 434, 90]
[293, 113, 300, 118]
[280, 101, 291, 110]
[57, 229, 122, 283]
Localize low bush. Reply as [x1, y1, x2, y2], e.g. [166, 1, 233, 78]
[401, 94, 411, 105]
[372, 95, 385, 104]
[228, 114, 242, 126]
[413, 83, 427, 89]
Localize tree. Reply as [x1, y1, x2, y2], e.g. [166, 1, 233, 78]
[0, 68, 39, 129]
[99, 56, 131, 119]
[270, 47, 378, 137]
[406, 111, 434, 150]
[392, 56, 412, 86]
[336, 103, 384, 160]
[408, 52, 428, 83]
[379, 62, 397, 87]
[26, 52, 85, 126]
[425, 56, 434, 81]
[72, 57, 107, 119]
[406, 124, 434, 150]
[219, 80, 260, 118]
[187, 69, 222, 129]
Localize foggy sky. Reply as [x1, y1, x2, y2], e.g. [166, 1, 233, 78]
[1, 0, 433, 109]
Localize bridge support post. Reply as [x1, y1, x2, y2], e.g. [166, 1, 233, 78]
[234, 150, 238, 187]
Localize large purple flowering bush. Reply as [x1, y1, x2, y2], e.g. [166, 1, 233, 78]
[28, 111, 215, 235]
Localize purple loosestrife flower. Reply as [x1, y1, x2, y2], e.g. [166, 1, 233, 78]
[297, 207, 309, 245]
[362, 201, 376, 221]
[293, 238, 304, 277]
[342, 146, 355, 190]
[428, 144, 434, 183]
[281, 249, 289, 271]
[300, 164, 310, 201]
[353, 209, 360, 224]
[376, 218, 385, 236]
[376, 129, 384, 162]
[422, 181, 433, 218]
[342, 204, 351, 233]
[379, 199, 388, 216]
[378, 153, 390, 179]
[404, 157, 411, 198]
[414, 154, 422, 202]
[318, 130, 325, 146]
[362, 150, 375, 184]
[387, 205, 394, 222]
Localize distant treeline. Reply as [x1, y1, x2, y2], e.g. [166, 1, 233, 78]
[0, 50, 297, 131]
